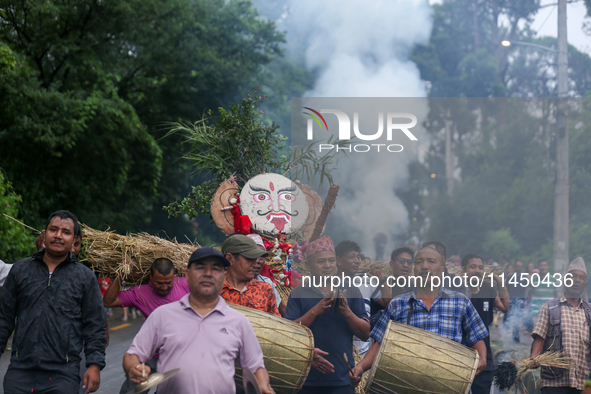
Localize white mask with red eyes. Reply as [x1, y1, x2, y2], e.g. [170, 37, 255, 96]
[240, 173, 309, 235]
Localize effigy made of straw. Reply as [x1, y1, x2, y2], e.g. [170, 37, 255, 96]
[494, 351, 572, 391]
[81, 224, 200, 285]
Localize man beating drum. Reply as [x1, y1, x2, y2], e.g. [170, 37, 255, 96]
[123, 247, 274, 394]
[350, 245, 489, 386]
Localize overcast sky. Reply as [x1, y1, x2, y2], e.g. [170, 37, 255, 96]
[428, 0, 590, 55]
[533, 0, 590, 55]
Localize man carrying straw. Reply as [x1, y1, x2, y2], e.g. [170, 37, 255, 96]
[530, 257, 591, 394]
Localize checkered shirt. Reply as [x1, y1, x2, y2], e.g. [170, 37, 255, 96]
[532, 298, 591, 390]
[370, 287, 488, 347]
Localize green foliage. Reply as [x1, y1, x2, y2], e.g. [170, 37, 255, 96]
[164, 91, 287, 218]
[0, 0, 287, 235]
[482, 228, 521, 260]
[0, 42, 162, 230]
[0, 171, 35, 263]
[164, 89, 345, 220]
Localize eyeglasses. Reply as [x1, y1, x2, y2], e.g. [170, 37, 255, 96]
[396, 257, 413, 266]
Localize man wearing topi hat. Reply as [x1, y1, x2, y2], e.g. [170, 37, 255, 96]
[285, 235, 370, 394]
[220, 234, 280, 316]
[123, 246, 274, 393]
[531, 257, 591, 394]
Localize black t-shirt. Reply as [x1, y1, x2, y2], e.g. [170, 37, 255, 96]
[469, 284, 497, 371]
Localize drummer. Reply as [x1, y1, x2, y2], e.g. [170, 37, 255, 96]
[285, 235, 369, 394]
[220, 234, 280, 316]
[350, 245, 489, 386]
[123, 247, 274, 394]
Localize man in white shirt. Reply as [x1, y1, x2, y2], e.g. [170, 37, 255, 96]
[0, 260, 13, 287]
[335, 240, 388, 354]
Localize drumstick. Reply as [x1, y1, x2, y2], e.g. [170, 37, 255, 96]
[142, 363, 145, 378]
[343, 353, 353, 373]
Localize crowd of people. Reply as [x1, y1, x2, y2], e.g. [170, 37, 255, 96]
[0, 209, 590, 394]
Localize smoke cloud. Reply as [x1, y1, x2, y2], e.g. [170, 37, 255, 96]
[254, 0, 433, 256]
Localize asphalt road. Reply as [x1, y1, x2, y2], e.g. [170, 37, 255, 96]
[0, 309, 154, 394]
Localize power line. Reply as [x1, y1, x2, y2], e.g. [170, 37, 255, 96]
[534, 4, 556, 35]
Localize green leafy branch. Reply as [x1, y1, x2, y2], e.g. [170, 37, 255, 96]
[164, 88, 348, 220]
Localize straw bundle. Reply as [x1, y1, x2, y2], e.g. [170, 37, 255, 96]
[493, 351, 572, 391]
[81, 224, 200, 285]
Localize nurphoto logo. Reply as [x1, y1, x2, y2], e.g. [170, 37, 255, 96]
[302, 107, 418, 153]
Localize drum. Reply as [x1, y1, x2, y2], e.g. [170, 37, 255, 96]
[230, 304, 314, 394]
[365, 321, 479, 394]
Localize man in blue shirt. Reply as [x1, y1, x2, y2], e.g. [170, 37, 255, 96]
[285, 235, 369, 394]
[350, 246, 488, 386]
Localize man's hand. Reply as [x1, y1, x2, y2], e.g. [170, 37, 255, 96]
[260, 383, 275, 394]
[128, 363, 151, 384]
[82, 365, 100, 394]
[349, 365, 363, 387]
[338, 289, 353, 318]
[311, 348, 334, 374]
[310, 297, 334, 318]
[476, 356, 487, 376]
[254, 368, 275, 394]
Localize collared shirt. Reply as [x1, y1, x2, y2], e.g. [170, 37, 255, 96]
[127, 294, 265, 394]
[532, 298, 591, 390]
[221, 278, 280, 316]
[371, 287, 488, 347]
[118, 277, 190, 318]
[284, 284, 368, 387]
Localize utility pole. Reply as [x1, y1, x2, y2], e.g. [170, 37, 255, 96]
[554, 0, 569, 275]
[445, 108, 454, 197]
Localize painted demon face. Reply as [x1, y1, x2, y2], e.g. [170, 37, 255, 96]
[240, 174, 309, 235]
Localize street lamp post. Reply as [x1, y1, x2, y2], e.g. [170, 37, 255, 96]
[555, 0, 569, 277]
[502, 0, 569, 277]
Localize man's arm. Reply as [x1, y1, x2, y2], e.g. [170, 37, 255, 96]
[339, 291, 370, 341]
[493, 295, 509, 313]
[81, 273, 107, 369]
[471, 340, 487, 375]
[380, 280, 393, 301]
[530, 335, 545, 367]
[123, 353, 151, 384]
[278, 301, 286, 317]
[103, 276, 123, 308]
[494, 275, 510, 312]
[254, 368, 275, 394]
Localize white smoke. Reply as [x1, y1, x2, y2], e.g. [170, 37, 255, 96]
[253, 0, 433, 256]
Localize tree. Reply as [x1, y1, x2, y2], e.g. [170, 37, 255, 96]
[0, 170, 36, 263]
[0, 0, 288, 234]
[0, 42, 162, 231]
[400, 0, 591, 266]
